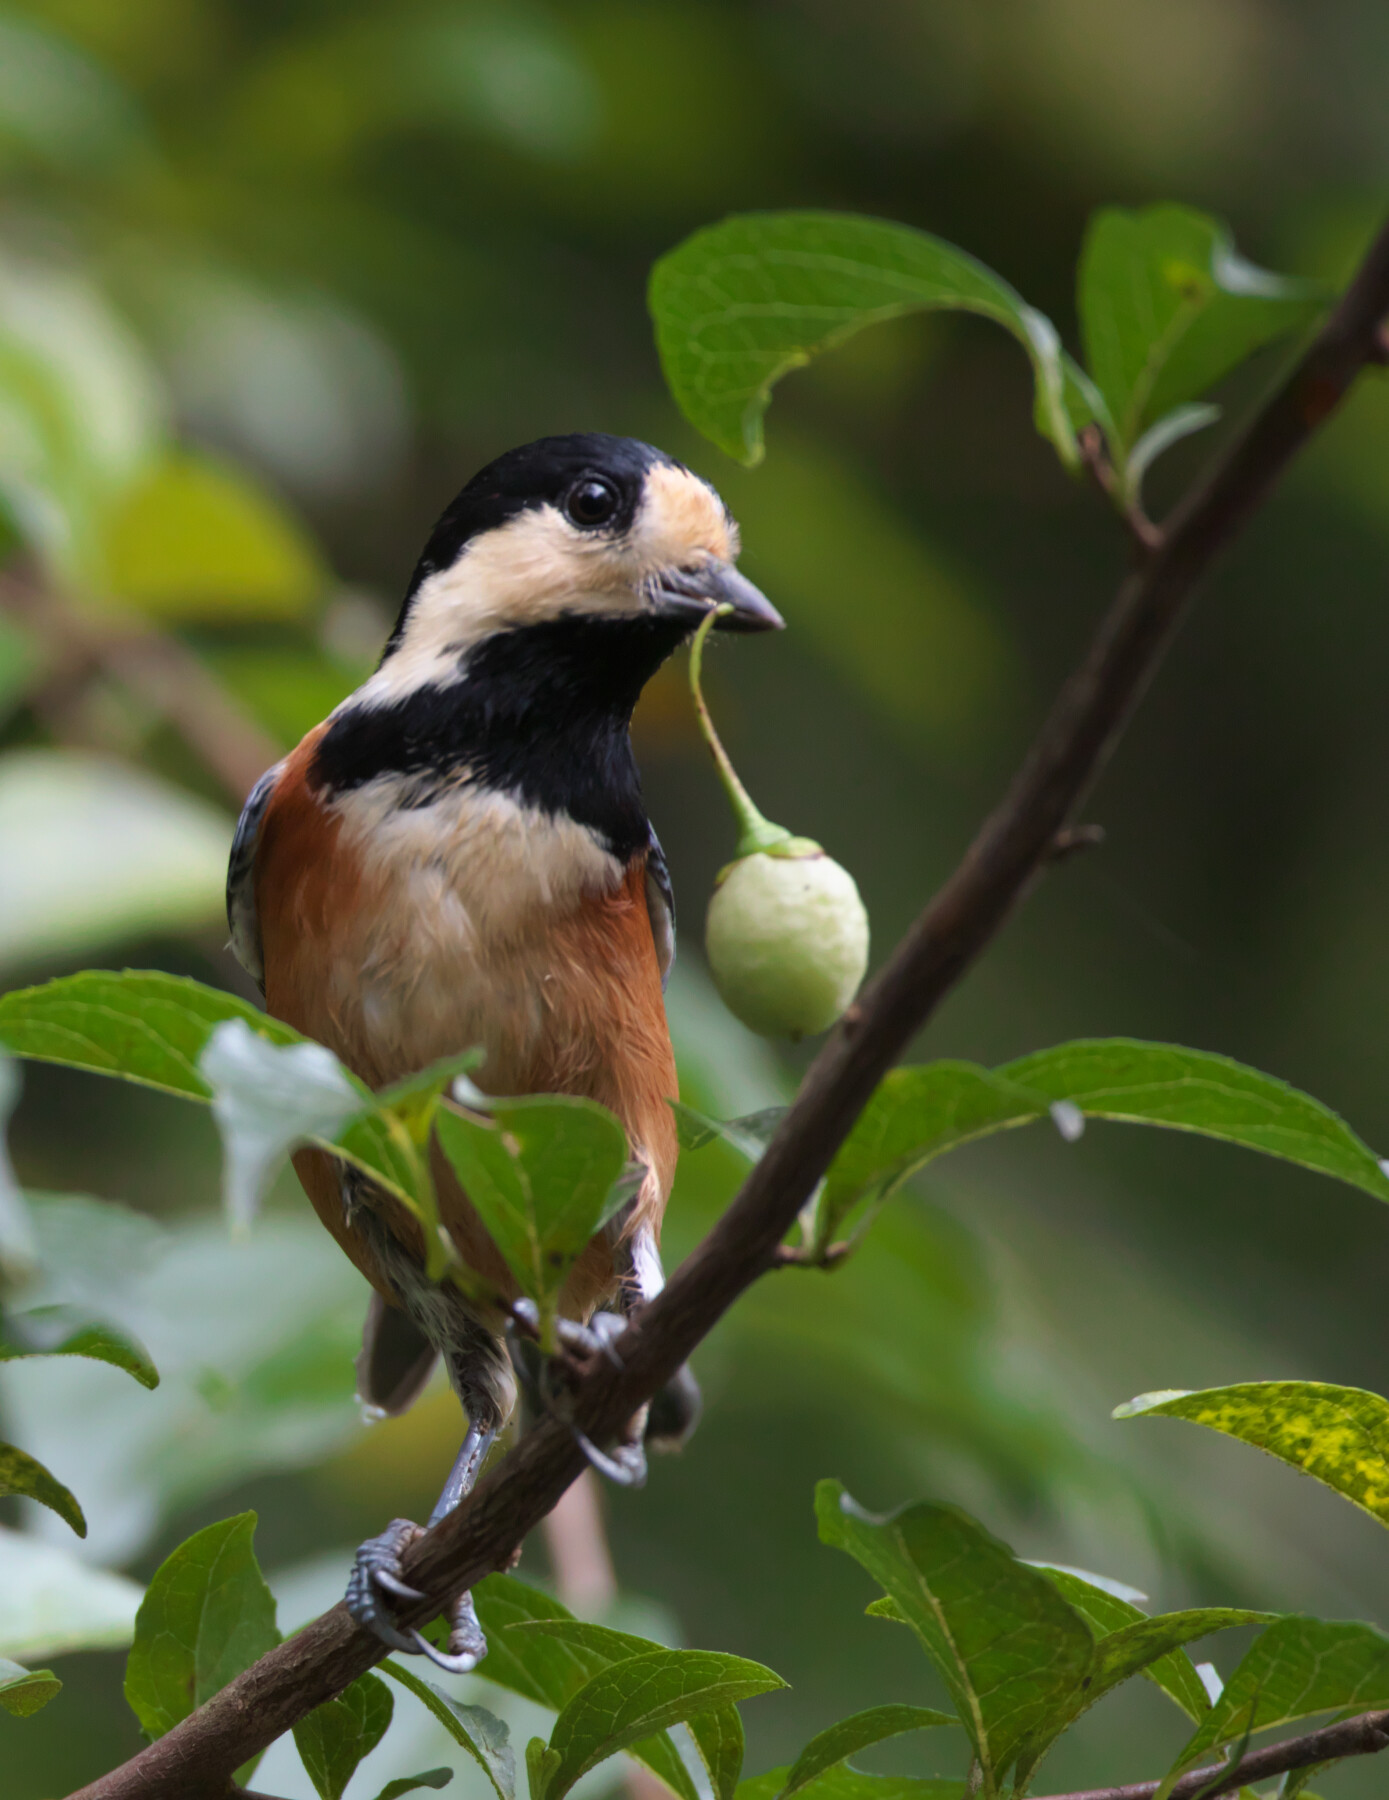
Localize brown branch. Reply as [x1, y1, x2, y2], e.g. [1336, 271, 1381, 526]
[1034, 1703, 1389, 1800]
[63, 214, 1389, 1800]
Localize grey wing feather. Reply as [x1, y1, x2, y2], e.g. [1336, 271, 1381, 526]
[645, 827, 676, 990]
[226, 761, 283, 995]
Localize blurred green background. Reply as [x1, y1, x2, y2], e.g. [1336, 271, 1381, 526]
[3, 1, 1389, 1794]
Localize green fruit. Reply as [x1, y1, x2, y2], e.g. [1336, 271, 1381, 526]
[688, 606, 871, 1039]
[706, 844, 870, 1038]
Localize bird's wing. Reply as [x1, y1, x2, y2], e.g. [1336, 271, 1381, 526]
[644, 826, 676, 990]
[225, 760, 284, 995]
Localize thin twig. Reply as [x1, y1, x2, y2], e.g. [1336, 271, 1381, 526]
[1032, 1703, 1389, 1799]
[61, 212, 1389, 1800]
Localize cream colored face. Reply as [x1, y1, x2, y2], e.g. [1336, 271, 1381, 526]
[356, 463, 739, 707]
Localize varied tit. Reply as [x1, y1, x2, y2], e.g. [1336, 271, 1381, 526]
[226, 434, 782, 1671]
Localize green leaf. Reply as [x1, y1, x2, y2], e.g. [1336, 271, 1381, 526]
[995, 1042, 1389, 1199]
[1078, 204, 1324, 454]
[817, 1063, 1046, 1247]
[1030, 1566, 1211, 1722]
[434, 1094, 628, 1321]
[0, 970, 303, 1100]
[1115, 1381, 1389, 1528]
[493, 1613, 707, 1800]
[650, 211, 1087, 470]
[374, 1775, 453, 1800]
[102, 448, 326, 623]
[293, 1671, 394, 1800]
[539, 1650, 787, 1800]
[779, 1706, 957, 1799]
[124, 1512, 279, 1738]
[814, 1481, 1091, 1791]
[0, 1441, 85, 1536]
[469, 1577, 702, 1800]
[1163, 1616, 1389, 1792]
[1010, 1605, 1274, 1792]
[528, 1737, 561, 1800]
[0, 1305, 159, 1388]
[382, 1661, 515, 1800]
[689, 1705, 746, 1800]
[816, 1040, 1389, 1253]
[739, 1770, 964, 1800]
[0, 1656, 61, 1717]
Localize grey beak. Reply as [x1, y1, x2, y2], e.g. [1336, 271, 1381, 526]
[655, 560, 785, 633]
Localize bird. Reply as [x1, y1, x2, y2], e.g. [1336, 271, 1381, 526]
[225, 432, 782, 1671]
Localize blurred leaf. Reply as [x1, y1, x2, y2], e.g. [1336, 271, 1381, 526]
[1122, 402, 1221, 505]
[0, 16, 143, 172]
[650, 211, 1087, 468]
[202, 642, 359, 751]
[0, 1304, 158, 1388]
[0, 1441, 85, 1536]
[434, 1094, 628, 1325]
[383, 1661, 514, 1800]
[1031, 1566, 1211, 1722]
[812, 1040, 1389, 1252]
[670, 1101, 783, 1159]
[294, 1670, 394, 1800]
[815, 1481, 1090, 1790]
[0, 1051, 35, 1279]
[0, 1524, 143, 1661]
[0, 613, 41, 723]
[199, 1017, 365, 1234]
[0, 253, 161, 577]
[540, 1650, 787, 1800]
[779, 1706, 957, 1799]
[1164, 1616, 1389, 1790]
[0, 752, 233, 970]
[0, 1655, 61, 1717]
[1115, 1382, 1389, 1528]
[374, 1775, 453, 1800]
[1078, 204, 1324, 454]
[124, 1512, 279, 1738]
[102, 449, 326, 623]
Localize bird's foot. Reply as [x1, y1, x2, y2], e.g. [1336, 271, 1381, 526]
[346, 1519, 487, 1672]
[512, 1299, 627, 1369]
[572, 1423, 648, 1488]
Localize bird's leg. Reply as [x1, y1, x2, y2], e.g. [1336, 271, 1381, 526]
[346, 1417, 499, 1671]
[347, 1313, 515, 1673]
[517, 1222, 701, 1489]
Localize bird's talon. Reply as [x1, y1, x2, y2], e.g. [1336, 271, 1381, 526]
[347, 1519, 432, 1654]
[573, 1424, 648, 1488]
[374, 1568, 427, 1603]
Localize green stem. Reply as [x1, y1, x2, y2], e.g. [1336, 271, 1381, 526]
[688, 608, 792, 857]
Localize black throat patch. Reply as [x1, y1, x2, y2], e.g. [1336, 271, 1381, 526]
[311, 611, 690, 861]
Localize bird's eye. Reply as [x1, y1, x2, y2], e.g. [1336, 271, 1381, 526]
[565, 477, 621, 528]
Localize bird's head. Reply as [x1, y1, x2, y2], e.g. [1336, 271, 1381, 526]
[364, 433, 781, 705]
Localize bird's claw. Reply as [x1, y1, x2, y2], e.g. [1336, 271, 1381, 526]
[347, 1519, 428, 1654]
[346, 1519, 488, 1670]
[512, 1300, 627, 1369]
[572, 1424, 648, 1488]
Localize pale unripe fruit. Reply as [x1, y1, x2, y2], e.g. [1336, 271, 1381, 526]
[706, 844, 870, 1038]
[688, 607, 870, 1039]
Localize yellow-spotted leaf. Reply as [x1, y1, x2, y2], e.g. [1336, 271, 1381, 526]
[1115, 1382, 1389, 1527]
